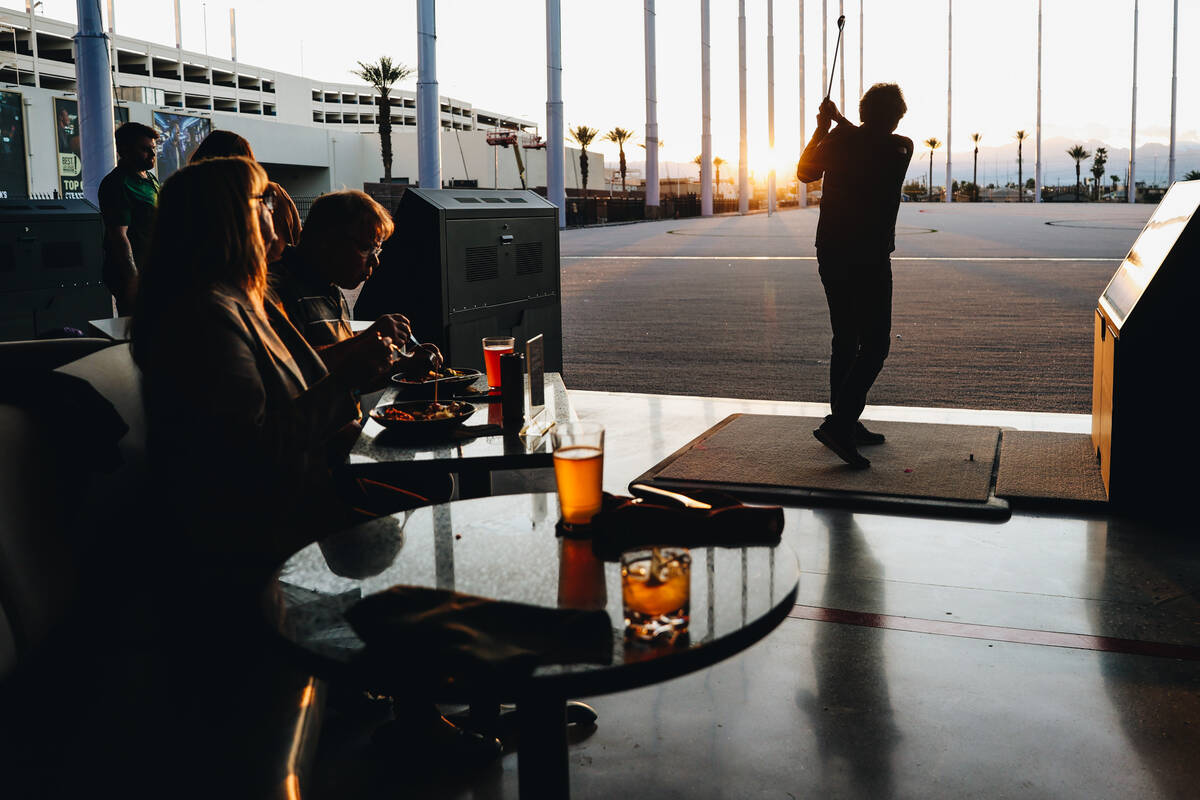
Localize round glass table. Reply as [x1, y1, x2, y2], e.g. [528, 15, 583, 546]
[276, 492, 798, 799]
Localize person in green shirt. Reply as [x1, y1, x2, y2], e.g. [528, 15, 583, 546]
[99, 122, 160, 315]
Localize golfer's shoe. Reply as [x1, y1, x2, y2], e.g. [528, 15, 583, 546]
[814, 422, 871, 469]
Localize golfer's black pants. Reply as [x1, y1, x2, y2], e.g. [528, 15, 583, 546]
[820, 263, 892, 431]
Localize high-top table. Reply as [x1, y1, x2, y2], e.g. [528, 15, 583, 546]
[276, 492, 798, 799]
[345, 373, 574, 497]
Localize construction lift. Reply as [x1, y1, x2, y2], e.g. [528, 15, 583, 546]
[486, 130, 545, 189]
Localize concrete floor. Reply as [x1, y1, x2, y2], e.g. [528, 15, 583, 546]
[319, 206, 1196, 799]
[312, 390, 1200, 800]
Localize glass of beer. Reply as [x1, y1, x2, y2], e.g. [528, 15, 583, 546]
[621, 547, 691, 642]
[482, 336, 515, 389]
[552, 422, 604, 525]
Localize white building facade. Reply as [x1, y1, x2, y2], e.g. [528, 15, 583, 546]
[0, 7, 598, 201]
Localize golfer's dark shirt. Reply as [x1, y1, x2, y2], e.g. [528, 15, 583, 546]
[269, 245, 353, 351]
[798, 124, 913, 267]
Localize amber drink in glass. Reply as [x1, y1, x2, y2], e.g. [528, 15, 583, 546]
[482, 336, 515, 388]
[552, 422, 604, 525]
[621, 547, 691, 641]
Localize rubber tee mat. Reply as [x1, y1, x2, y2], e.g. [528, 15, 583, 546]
[630, 414, 1010, 520]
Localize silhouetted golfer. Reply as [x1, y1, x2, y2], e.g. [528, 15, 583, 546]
[797, 83, 913, 469]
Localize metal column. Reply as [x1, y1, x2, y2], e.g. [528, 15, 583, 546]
[945, 0, 952, 203]
[767, 0, 776, 215]
[644, 1, 660, 212]
[546, 0, 564, 227]
[417, 0, 441, 190]
[701, 0, 712, 216]
[799, 0, 806, 209]
[738, 0, 748, 215]
[1034, 0, 1042, 203]
[1128, 0, 1138, 203]
[74, 0, 116, 204]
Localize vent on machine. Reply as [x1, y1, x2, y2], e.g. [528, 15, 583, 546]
[465, 246, 499, 281]
[515, 242, 543, 275]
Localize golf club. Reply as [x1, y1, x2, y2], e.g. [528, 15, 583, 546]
[825, 14, 846, 101]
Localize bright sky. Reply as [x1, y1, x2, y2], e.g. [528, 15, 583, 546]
[32, 0, 1198, 178]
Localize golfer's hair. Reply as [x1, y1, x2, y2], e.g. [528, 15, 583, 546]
[859, 83, 907, 128]
[114, 121, 158, 151]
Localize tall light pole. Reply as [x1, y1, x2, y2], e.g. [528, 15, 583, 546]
[858, 0, 863, 100]
[74, 0, 115, 204]
[546, 0, 564, 227]
[837, 0, 845, 110]
[1168, 0, 1178, 186]
[945, 0, 952, 203]
[645, 0, 660, 214]
[799, 0, 807, 208]
[701, 0, 712, 216]
[416, 0, 441, 190]
[768, 0, 776, 215]
[27, 0, 40, 87]
[821, 0, 827, 104]
[1035, 0, 1042, 203]
[1128, 0, 1138, 203]
[738, 0, 749, 214]
[173, 0, 183, 95]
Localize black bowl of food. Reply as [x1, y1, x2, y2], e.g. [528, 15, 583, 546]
[368, 400, 477, 440]
[391, 367, 484, 398]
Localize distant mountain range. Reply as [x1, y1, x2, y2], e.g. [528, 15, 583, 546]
[908, 136, 1200, 188]
[610, 137, 1200, 189]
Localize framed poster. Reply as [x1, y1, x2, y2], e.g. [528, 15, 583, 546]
[153, 111, 211, 180]
[53, 100, 131, 199]
[53, 97, 84, 198]
[0, 90, 30, 199]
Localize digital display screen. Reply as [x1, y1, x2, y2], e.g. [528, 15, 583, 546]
[0, 90, 29, 199]
[1101, 180, 1200, 330]
[153, 111, 211, 180]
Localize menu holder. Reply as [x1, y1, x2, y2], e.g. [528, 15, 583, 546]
[521, 334, 555, 438]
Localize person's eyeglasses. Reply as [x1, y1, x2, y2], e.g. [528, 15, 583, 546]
[354, 240, 384, 260]
[253, 187, 277, 213]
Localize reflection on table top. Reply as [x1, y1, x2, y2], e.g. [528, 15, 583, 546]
[348, 372, 573, 468]
[278, 492, 798, 698]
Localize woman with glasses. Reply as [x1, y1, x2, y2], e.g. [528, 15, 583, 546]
[133, 157, 396, 564]
[125, 155, 418, 791]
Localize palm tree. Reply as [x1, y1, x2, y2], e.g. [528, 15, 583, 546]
[713, 156, 726, 197]
[1067, 144, 1091, 200]
[1184, 170, 1200, 181]
[352, 57, 413, 184]
[924, 138, 941, 200]
[970, 132, 982, 201]
[569, 125, 599, 199]
[603, 127, 635, 194]
[1090, 148, 1108, 200]
[1015, 130, 1029, 202]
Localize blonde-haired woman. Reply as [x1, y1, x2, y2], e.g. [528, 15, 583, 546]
[133, 156, 392, 566]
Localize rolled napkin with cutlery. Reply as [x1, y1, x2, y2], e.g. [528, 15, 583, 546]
[575, 487, 785, 560]
[345, 586, 614, 692]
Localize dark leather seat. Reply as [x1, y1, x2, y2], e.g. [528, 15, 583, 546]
[0, 340, 323, 799]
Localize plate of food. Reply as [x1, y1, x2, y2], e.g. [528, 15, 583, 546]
[391, 366, 483, 393]
[368, 400, 477, 438]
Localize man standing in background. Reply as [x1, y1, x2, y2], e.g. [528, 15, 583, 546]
[796, 84, 913, 469]
[99, 122, 159, 315]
